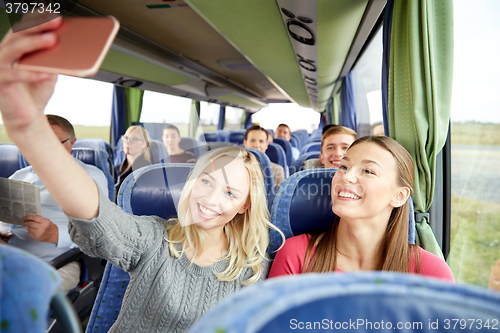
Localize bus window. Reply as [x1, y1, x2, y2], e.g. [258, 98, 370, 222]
[0, 75, 113, 143]
[199, 101, 220, 134]
[252, 104, 320, 133]
[140, 91, 191, 136]
[447, 0, 500, 289]
[350, 28, 383, 137]
[224, 106, 245, 131]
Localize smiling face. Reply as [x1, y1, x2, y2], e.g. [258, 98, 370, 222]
[188, 156, 250, 232]
[244, 130, 268, 152]
[319, 133, 356, 168]
[331, 142, 409, 223]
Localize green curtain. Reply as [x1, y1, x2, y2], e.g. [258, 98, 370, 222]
[389, 0, 453, 258]
[332, 91, 341, 125]
[189, 100, 201, 138]
[124, 87, 144, 129]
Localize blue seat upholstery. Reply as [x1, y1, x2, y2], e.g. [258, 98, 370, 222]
[0, 244, 63, 333]
[228, 131, 245, 144]
[268, 169, 415, 257]
[289, 152, 321, 175]
[266, 129, 274, 137]
[113, 139, 170, 168]
[306, 129, 323, 143]
[300, 142, 321, 154]
[265, 143, 289, 178]
[199, 132, 218, 142]
[88, 163, 194, 333]
[273, 138, 294, 167]
[187, 272, 500, 333]
[290, 133, 302, 150]
[180, 137, 202, 158]
[217, 130, 230, 142]
[73, 138, 113, 161]
[244, 148, 275, 203]
[72, 148, 114, 201]
[117, 163, 194, 219]
[0, 143, 24, 178]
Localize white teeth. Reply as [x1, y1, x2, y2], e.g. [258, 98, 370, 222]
[198, 204, 219, 216]
[339, 191, 360, 199]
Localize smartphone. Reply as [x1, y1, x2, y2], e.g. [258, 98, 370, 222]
[15, 17, 120, 78]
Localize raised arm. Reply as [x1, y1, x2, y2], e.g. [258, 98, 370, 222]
[0, 14, 99, 219]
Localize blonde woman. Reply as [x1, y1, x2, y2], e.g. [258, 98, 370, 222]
[114, 125, 152, 197]
[0, 16, 283, 333]
[269, 136, 454, 282]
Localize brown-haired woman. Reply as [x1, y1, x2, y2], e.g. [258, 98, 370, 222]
[269, 136, 454, 282]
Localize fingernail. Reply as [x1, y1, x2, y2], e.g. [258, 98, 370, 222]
[41, 32, 55, 41]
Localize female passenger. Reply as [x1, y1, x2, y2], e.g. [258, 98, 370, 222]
[114, 125, 152, 197]
[163, 124, 196, 163]
[0, 16, 284, 333]
[269, 136, 454, 282]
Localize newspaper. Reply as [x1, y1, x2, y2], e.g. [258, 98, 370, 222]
[0, 177, 41, 226]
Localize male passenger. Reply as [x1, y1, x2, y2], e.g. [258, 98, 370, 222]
[319, 126, 357, 169]
[274, 124, 300, 161]
[0, 115, 108, 292]
[243, 125, 285, 188]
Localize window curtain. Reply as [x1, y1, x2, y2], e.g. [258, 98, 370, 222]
[381, 0, 394, 137]
[217, 106, 226, 130]
[111, 86, 126, 147]
[387, 0, 454, 258]
[124, 87, 144, 129]
[332, 91, 341, 125]
[340, 72, 356, 131]
[189, 100, 201, 138]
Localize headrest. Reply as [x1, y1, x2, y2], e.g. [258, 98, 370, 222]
[0, 144, 23, 178]
[72, 147, 114, 200]
[187, 272, 500, 333]
[301, 142, 321, 154]
[199, 132, 218, 142]
[269, 169, 415, 256]
[117, 163, 194, 220]
[273, 138, 293, 167]
[244, 148, 275, 201]
[229, 132, 245, 144]
[71, 147, 97, 166]
[180, 137, 202, 158]
[290, 151, 321, 175]
[0, 244, 62, 333]
[149, 139, 170, 164]
[216, 130, 230, 142]
[265, 143, 287, 171]
[74, 138, 113, 159]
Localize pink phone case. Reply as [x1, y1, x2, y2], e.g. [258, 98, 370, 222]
[15, 17, 120, 77]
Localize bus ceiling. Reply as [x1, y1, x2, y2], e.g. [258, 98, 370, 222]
[0, 0, 386, 113]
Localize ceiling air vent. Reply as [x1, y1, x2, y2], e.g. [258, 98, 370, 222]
[218, 59, 256, 71]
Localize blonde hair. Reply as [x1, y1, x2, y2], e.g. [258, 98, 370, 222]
[304, 136, 420, 274]
[320, 126, 357, 153]
[166, 147, 284, 285]
[125, 125, 152, 161]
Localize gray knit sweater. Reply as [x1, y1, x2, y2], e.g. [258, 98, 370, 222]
[68, 189, 269, 333]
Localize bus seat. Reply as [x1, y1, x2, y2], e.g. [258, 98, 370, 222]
[266, 129, 274, 137]
[268, 169, 415, 258]
[206, 142, 237, 151]
[199, 132, 218, 142]
[289, 152, 321, 175]
[73, 139, 113, 161]
[88, 163, 194, 333]
[273, 138, 294, 167]
[289, 134, 301, 150]
[229, 131, 245, 144]
[180, 137, 202, 158]
[266, 143, 289, 178]
[244, 148, 275, 204]
[0, 143, 24, 178]
[307, 129, 323, 143]
[0, 244, 80, 333]
[217, 130, 230, 142]
[71, 148, 114, 201]
[149, 139, 170, 164]
[117, 163, 194, 219]
[187, 272, 500, 333]
[300, 142, 321, 155]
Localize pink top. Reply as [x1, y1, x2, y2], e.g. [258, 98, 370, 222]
[268, 234, 455, 283]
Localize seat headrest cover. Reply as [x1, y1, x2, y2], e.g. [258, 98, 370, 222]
[0, 144, 22, 178]
[118, 163, 194, 220]
[187, 272, 500, 333]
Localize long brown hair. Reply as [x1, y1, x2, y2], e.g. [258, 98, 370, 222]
[303, 136, 420, 273]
